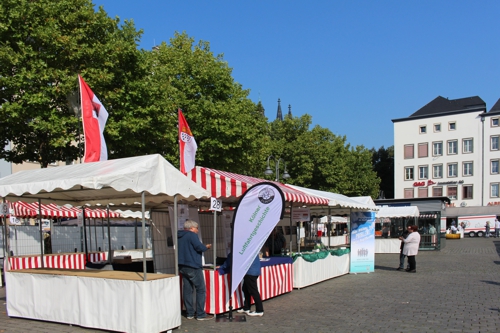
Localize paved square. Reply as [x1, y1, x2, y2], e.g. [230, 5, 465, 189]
[1, 237, 499, 332]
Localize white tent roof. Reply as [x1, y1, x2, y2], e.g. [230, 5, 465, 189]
[0, 154, 210, 206]
[286, 184, 378, 210]
[376, 206, 419, 218]
[350, 196, 376, 206]
[319, 215, 348, 223]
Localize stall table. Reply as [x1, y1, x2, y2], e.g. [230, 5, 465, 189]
[293, 249, 350, 289]
[6, 269, 180, 333]
[201, 257, 293, 314]
[375, 238, 401, 253]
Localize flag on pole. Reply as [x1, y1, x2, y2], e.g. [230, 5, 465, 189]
[79, 75, 109, 163]
[229, 182, 285, 298]
[178, 109, 197, 173]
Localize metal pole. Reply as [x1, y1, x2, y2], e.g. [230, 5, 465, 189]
[174, 195, 179, 276]
[82, 206, 89, 263]
[289, 205, 293, 253]
[328, 207, 331, 249]
[3, 199, 11, 273]
[142, 191, 147, 281]
[213, 209, 217, 269]
[38, 199, 44, 268]
[107, 205, 112, 264]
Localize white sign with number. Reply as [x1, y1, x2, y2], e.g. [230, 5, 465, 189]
[210, 197, 222, 212]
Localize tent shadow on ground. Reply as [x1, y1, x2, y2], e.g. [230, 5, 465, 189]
[374, 265, 398, 271]
[481, 280, 500, 287]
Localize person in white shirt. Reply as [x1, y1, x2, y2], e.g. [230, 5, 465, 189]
[450, 224, 458, 234]
[495, 219, 500, 238]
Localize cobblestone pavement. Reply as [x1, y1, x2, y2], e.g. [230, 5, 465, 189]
[1, 237, 500, 332]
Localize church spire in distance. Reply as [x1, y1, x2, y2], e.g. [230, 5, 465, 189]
[276, 98, 283, 121]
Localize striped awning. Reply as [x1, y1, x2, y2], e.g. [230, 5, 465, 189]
[4, 202, 121, 219]
[186, 166, 329, 205]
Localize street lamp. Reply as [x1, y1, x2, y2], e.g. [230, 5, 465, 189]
[264, 155, 291, 182]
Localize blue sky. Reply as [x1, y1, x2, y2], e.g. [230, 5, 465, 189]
[95, 1, 500, 149]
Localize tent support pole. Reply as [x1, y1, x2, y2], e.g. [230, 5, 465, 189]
[289, 205, 293, 254]
[174, 194, 179, 276]
[3, 199, 10, 273]
[142, 191, 147, 281]
[328, 207, 331, 249]
[38, 199, 44, 268]
[82, 207, 88, 263]
[213, 209, 217, 270]
[107, 205, 112, 264]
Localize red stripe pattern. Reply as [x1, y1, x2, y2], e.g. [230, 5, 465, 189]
[1, 202, 121, 219]
[192, 263, 292, 314]
[186, 166, 329, 205]
[7, 252, 108, 271]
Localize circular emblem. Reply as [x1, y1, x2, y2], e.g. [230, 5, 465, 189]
[258, 187, 275, 204]
[181, 132, 192, 143]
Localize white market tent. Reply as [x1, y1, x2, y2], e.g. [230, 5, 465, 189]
[286, 184, 378, 212]
[0, 154, 210, 333]
[376, 205, 420, 218]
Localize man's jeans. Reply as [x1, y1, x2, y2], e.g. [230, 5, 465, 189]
[179, 266, 207, 318]
[399, 252, 406, 269]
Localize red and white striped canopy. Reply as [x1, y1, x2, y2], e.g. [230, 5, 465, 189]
[186, 166, 329, 206]
[5, 202, 121, 219]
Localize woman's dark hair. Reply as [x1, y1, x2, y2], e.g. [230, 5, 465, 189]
[410, 225, 419, 232]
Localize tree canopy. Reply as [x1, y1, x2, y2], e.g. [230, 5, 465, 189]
[0, 0, 142, 167]
[0, 0, 383, 198]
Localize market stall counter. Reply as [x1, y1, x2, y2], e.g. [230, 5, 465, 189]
[199, 256, 293, 314]
[293, 248, 350, 289]
[6, 269, 180, 333]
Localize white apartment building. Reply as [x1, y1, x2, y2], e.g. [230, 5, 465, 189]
[393, 96, 500, 232]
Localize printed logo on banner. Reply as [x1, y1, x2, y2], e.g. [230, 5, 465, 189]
[258, 187, 275, 204]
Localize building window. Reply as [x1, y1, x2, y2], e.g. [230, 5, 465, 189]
[492, 160, 499, 174]
[419, 125, 427, 134]
[448, 186, 457, 199]
[404, 144, 414, 159]
[433, 164, 443, 178]
[462, 138, 473, 153]
[448, 163, 458, 177]
[463, 162, 473, 176]
[492, 118, 499, 127]
[418, 187, 428, 198]
[404, 188, 414, 198]
[492, 183, 499, 198]
[418, 143, 428, 158]
[432, 187, 443, 197]
[433, 141, 443, 156]
[419, 166, 428, 179]
[447, 140, 458, 155]
[434, 123, 441, 132]
[462, 185, 473, 200]
[449, 122, 456, 130]
[404, 167, 414, 180]
[492, 136, 499, 150]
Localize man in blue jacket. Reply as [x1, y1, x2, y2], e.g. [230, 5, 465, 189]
[178, 219, 213, 320]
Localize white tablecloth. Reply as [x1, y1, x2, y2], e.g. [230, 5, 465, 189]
[6, 270, 181, 333]
[293, 253, 350, 289]
[375, 239, 401, 253]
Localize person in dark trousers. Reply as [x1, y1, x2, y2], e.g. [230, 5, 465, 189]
[396, 226, 410, 271]
[178, 219, 213, 320]
[219, 253, 264, 317]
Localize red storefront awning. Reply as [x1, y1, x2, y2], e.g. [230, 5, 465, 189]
[186, 166, 329, 206]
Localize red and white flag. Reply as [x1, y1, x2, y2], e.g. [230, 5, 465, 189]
[178, 109, 197, 173]
[79, 75, 109, 163]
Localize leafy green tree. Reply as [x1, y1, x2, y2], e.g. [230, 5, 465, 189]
[0, 0, 142, 167]
[263, 114, 379, 197]
[371, 145, 394, 198]
[113, 32, 270, 174]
